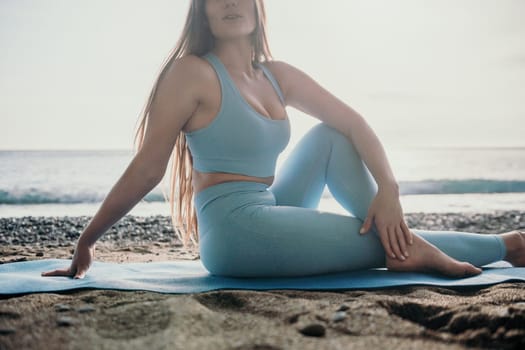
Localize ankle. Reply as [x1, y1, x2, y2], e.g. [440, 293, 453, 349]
[501, 231, 525, 261]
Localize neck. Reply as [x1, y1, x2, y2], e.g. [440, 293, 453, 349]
[213, 38, 256, 76]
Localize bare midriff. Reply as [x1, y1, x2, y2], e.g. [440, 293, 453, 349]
[192, 169, 274, 194]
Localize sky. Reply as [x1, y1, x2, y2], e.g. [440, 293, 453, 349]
[1, 0, 524, 150]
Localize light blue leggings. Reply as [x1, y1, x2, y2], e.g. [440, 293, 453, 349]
[194, 123, 507, 277]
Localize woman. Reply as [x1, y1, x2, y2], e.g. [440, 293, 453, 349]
[43, 0, 524, 279]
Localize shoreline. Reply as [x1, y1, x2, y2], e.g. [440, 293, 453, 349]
[1, 211, 524, 349]
[2, 192, 525, 218]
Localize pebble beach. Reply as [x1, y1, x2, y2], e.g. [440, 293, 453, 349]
[1, 211, 525, 349]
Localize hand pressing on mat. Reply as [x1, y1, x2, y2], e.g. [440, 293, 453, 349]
[41, 240, 95, 279]
[359, 185, 413, 261]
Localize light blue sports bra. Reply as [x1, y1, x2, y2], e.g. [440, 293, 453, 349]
[185, 52, 291, 177]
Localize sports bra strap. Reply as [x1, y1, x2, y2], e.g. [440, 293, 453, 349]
[257, 63, 286, 106]
[204, 53, 285, 106]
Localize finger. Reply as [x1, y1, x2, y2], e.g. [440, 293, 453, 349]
[388, 227, 404, 260]
[360, 216, 372, 234]
[395, 226, 409, 258]
[379, 227, 395, 259]
[401, 221, 413, 245]
[41, 268, 72, 277]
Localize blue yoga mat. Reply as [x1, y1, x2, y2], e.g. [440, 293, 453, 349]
[1, 259, 524, 295]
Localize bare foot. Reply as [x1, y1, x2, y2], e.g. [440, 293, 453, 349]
[501, 231, 525, 267]
[386, 234, 482, 277]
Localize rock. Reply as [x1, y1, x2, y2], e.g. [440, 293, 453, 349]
[35, 251, 44, 257]
[0, 327, 16, 335]
[77, 305, 96, 313]
[336, 304, 349, 312]
[298, 323, 325, 337]
[503, 329, 525, 344]
[57, 316, 76, 327]
[54, 303, 71, 312]
[332, 311, 347, 322]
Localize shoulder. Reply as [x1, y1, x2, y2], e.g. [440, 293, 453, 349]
[260, 60, 295, 80]
[160, 54, 217, 93]
[150, 55, 218, 112]
[260, 60, 311, 97]
[262, 60, 310, 82]
[168, 55, 213, 76]
[158, 55, 217, 97]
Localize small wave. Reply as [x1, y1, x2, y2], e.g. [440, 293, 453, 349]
[1, 179, 525, 204]
[398, 179, 525, 195]
[0, 188, 166, 205]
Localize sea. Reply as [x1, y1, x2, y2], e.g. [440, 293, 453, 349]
[1, 148, 524, 218]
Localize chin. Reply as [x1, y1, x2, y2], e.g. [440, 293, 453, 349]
[215, 29, 255, 41]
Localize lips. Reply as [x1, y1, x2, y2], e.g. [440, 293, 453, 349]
[222, 14, 242, 20]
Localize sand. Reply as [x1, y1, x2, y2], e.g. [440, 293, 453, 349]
[1, 212, 524, 349]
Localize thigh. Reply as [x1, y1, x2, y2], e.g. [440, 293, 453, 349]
[201, 203, 386, 277]
[270, 124, 332, 208]
[270, 123, 377, 220]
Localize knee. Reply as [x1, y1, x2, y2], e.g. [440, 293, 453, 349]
[309, 123, 349, 143]
[309, 123, 357, 154]
[310, 122, 338, 136]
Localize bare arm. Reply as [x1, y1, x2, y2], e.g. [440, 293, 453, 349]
[268, 61, 396, 188]
[76, 154, 166, 247]
[43, 56, 204, 278]
[78, 56, 203, 247]
[266, 61, 413, 260]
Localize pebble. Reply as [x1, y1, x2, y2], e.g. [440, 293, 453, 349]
[2, 212, 524, 249]
[336, 304, 349, 312]
[54, 303, 71, 312]
[299, 323, 326, 337]
[0, 327, 16, 335]
[504, 329, 525, 341]
[77, 305, 96, 313]
[331, 311, 347, 322]
[56, 316, 77, 327]
[0, 215, 183, 246]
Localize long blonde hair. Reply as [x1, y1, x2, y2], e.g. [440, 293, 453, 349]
[133, 0, 272, 248]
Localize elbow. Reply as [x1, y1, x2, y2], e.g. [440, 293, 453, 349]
[133, 161, 166, 188]
[346, 113, 370, 140]
[131, 150, 168, 186]
[146, 167, 166, 186]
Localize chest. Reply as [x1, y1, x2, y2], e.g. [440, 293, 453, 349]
[230, 73, 286, 120]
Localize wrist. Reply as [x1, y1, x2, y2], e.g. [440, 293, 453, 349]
[378, 180, 399, 195]
[78, 234, 96, 248]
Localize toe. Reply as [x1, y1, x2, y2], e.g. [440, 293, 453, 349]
[464, 263, 482, 277]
